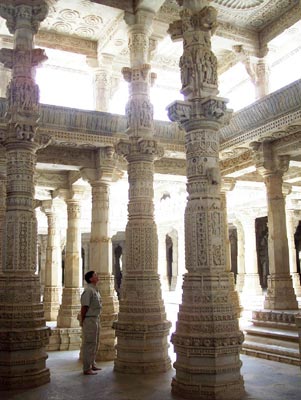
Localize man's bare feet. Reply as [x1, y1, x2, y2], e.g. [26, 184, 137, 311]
[84, 369, 97, 375]
[92, 365, 102, 371]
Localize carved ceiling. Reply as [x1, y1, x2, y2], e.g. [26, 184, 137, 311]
[0, 0, 300, 72]
[1, 0, 301, 207]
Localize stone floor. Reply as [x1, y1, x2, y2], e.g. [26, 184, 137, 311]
[2, 350, 301, 400]
[2, 294, 301, 399]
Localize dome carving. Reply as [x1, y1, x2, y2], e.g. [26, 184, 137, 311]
[213, 0, 265, 9]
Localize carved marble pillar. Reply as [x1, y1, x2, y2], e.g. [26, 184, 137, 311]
[239, 213, 263, 297]
[41, 200, 62, 321]
[251, 141, 298, 310]
[286, 200, 301, 297]
[254, 57, 269, 99]
[167, 3, 244, 399]
[81, 148, 119, 361]
[157, 227, 169, 291]
[0, 174, 6, 273]
[0, 1, 51, 390]
[233, 219, 245, 293]
[114, 8, 171, 373]
[88, 54, 114, 112]
[57, 188, 83, 328]
[221, 178, 235, 272]
[0, 38, 11, 98]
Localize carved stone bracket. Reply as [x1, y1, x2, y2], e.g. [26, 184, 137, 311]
[250, 140, 290, 178]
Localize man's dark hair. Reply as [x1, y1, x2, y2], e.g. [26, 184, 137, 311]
[84, 270, 95, 284]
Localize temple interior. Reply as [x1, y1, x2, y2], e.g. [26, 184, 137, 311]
[1, 1, 301, 399]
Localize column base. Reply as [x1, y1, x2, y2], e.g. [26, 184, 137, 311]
[292, 272, 301, 297]
[57, 287, 82, 328]
[235, 273, 245, 293]
[43, 286, 61, 321]
[113, 320, 172, 374]
[264, 274, 298, 310]
[242, 273, 263, 296]
[0, 275, 50, 390]
[96, 274, 119, 361]
[171, 376, 245, 400]
[96, 327, 117, 361]
[46, 327, 82, 351]
[171, 272, 245, 400]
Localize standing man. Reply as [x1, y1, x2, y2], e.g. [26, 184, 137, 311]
[80, 270, 102, 375]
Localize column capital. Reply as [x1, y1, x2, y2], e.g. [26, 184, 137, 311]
[221, 177, 236, 193]
[116, 137, 164, 162]
[124, 8, 155, 32]
[0, 1, 49, 35]
[250, 141, 290, 178]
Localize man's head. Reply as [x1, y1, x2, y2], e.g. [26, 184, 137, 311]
[84, 270, 99, 284]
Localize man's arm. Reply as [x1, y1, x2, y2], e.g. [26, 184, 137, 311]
[80, 305, 89, 327]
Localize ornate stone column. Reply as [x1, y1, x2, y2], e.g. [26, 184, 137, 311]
[0, 1, 51, 389]
[0, 43, 11, 98]
[233, 219, 245, 293]
[88, 54, 115, 112]
[221, 178, 235, 272]
[239, 212, 262, 298]
[114, 8, 171, 373]
[286, 199, 301, 297]
[81, 147, 119, 361]
[57, 187, 84, 328]
[251, 141, 298, 310]
[40, 199, 62, 321]
[0, 174, 6, 273]
[167, 2, 244, 399]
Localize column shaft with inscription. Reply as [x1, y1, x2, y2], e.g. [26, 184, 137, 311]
[114, 9, 171, 373]
[0, 1, 51, 390]
[167, 2, 244, 399]
[251, 141, 298, 309]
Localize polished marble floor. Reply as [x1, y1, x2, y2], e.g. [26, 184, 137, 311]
[2, 350, 301, 400]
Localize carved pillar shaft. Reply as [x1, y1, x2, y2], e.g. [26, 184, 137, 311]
[254, 58, 269, 99]
[234, 220, 245, 293]
[57, 197, 82, 328]
[167, 2, 244, 399]
[286, 208, 301, 297]
[114, 9, 171, 374]
[89, 176, 119, 361]
[263, 173, 298, 309]
[0, 1, 51, 390]
[252, 142, 298, 310]
[42, 201, 62, 321]
[240, 216, 262, 296]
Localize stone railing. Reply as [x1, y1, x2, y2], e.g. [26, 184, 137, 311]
[220, 79, 301, 149]
[0, 98, 185, 144]
[0, 79, 300, 149]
